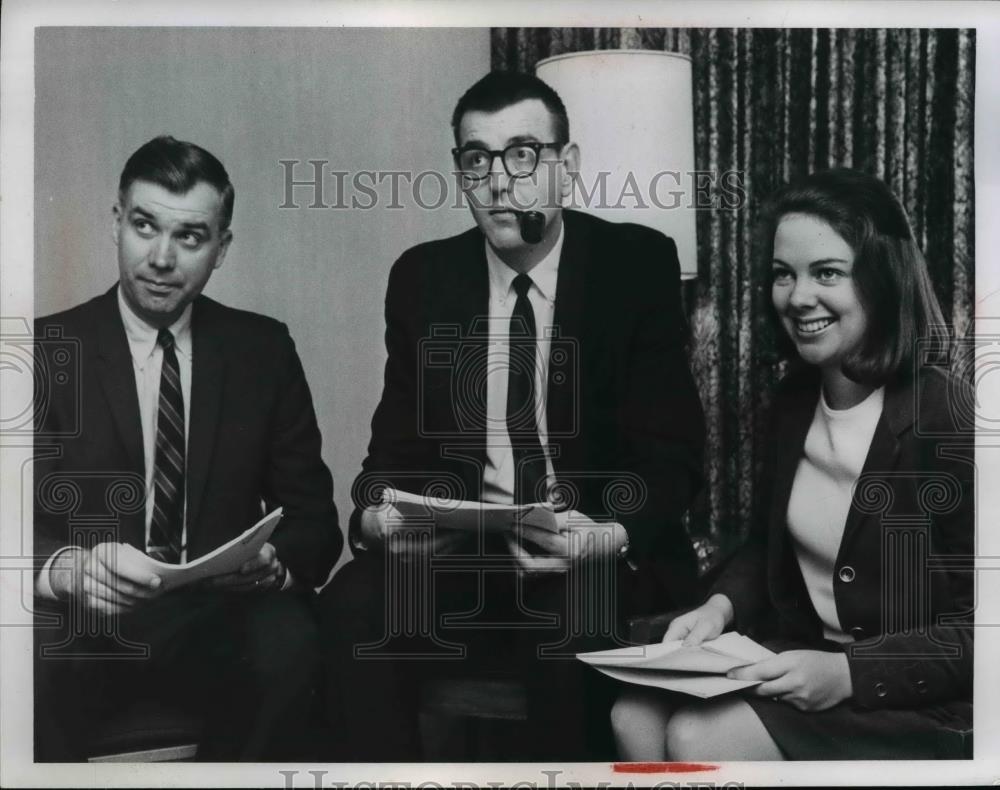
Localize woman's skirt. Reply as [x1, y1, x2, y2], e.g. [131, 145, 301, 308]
[743, 694, 971, 760]
[743, 638, 972, 760]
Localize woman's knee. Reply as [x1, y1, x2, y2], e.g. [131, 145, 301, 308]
[664, 705, 718, 760]
[665, 700, 781, 761]
[610, 690, 671, 742]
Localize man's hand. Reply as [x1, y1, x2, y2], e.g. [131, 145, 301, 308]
[662, 594, 734, 645]
[49, 542, 163, 615]
[359, 505, 466, 559]
[728, 649, 853, 711]
[207, 541, 285, 592]
[504, 510, 628, 575]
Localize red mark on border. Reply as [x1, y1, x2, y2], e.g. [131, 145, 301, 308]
[612, 762, 718, 773]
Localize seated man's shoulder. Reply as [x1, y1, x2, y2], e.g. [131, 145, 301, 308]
[391, 226, 483, 280]
[35, 291, 110, 338]
[194, 296, 292, 349]
[194, 300, 315, 386]
[193, 296, 288, 338]
[565, 210, 679, 278]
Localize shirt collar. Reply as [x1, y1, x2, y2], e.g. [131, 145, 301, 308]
[485, 220, 564, 303]
[117, 285, 193, 368]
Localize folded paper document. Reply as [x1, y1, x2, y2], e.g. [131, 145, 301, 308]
[382, 488, 560, 533]
[577, 632, 776, 698]
[130, 508, 283, 592]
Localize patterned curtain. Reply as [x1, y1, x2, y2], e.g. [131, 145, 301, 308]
[493, 28, 976, 569]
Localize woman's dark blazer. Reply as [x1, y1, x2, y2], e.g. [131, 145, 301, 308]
[711, 364, 974, 711]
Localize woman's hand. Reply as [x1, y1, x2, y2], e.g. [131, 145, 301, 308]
[662, 594, 734, 645]
[729, 649, 853, 711]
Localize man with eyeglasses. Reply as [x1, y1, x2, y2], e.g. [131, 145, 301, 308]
[319, 71, 705, 761]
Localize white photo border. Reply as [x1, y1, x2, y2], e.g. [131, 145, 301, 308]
[3, 0, 999, 786]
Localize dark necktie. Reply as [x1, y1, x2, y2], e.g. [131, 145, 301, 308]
[506, 273, 547, 504]
[149, 328, 185, 563]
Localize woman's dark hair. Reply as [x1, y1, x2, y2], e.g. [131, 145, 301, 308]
[760, 168, 948, 385]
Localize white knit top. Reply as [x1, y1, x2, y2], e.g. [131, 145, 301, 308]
[786, 386, 885, 642]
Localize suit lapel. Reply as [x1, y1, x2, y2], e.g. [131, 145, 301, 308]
[765, 370, 824, 638]
[456, 232, 489, 442]
[838, 378, 910, 554]
[444, 234, 490, 492]
[94, 288, 145, 475]
[548, 212, 589, 438]
[186, 298, 226, 534]
[767, 374, 819, 564]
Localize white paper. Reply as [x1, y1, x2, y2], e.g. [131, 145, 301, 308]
[130, 508, 283, 592]
[577, 632, 776, 697]
[383, 487, 560, 533]
[590, 665, 763, 698]
[579, 631, 775, 671]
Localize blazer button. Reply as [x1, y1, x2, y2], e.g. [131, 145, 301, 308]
[838, 566, 856, 583]
[849, 626, 866, 639]
[916, 679, 928, 694]
[874, 681, 888, 698]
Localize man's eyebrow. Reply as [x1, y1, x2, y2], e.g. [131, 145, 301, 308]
[458, 134, 544, 150]
[128, 205, 211, 232]
[174, 220, 211, 233]
[457, 137, 489, 150]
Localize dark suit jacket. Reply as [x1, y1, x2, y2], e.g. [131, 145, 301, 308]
[350, 209, 705, 605]
[712, 364, 974, 711]
[34, 286, 341, 588]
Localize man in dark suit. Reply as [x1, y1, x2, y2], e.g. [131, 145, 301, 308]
[33, 136, 341, 761]
[319, 71, 704, 760]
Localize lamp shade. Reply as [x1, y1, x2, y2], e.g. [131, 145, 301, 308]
[536, 50, 698, 279]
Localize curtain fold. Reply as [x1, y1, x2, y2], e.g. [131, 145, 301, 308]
[492, 28, 975, 567]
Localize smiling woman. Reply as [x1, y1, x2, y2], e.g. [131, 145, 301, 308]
[770, 214, 869, 408]
[771, 214, 868, 388]
[762, 170, 950, 406]
[610, 169, 973, 761]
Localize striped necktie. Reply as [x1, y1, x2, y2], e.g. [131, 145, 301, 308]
[149, 328, 185, 563]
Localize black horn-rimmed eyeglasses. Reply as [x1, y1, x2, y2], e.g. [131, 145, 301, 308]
[451, 142, 564, 181]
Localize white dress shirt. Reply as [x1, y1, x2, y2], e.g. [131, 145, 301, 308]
[481, 225, 563, 505]
[35, 290, 193, 598]
[116, 291, 294, 589]
[117, 287, 194, 558]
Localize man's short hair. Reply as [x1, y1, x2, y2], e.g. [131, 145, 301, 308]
[451, 71, 570, 146]
[118, 135, 235, 230]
